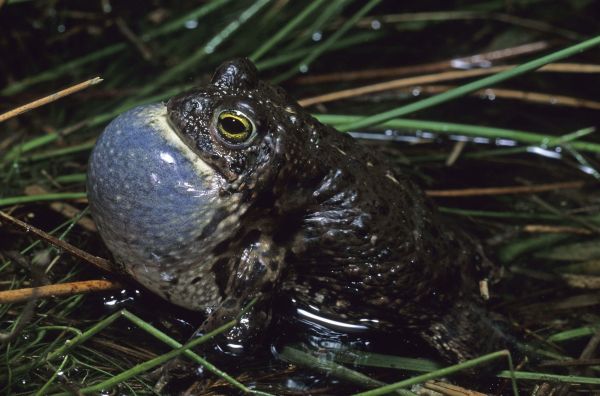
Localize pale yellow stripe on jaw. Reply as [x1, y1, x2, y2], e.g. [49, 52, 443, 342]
[146, 104, 216, 179]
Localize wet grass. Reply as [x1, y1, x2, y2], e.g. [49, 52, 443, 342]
[1, 0, 600, 394]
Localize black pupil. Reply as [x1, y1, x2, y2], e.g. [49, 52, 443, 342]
[221, 116, 247, 135]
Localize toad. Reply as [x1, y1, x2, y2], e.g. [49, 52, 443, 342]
[87, 58, 512, 362]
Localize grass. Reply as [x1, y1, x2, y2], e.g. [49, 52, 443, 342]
[336, 34, 600, 131]
[1, 0, 600, 394]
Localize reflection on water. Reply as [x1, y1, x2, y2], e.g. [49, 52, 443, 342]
[351, 129, 600, 176]
[297, 308, 369, 331]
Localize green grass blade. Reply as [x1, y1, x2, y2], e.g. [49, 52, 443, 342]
[1, 0, 232, 96]
[46, 310, 124, 363]
[497, 370, 600, 385]
[142, 0, 233, 40]
[0, 192, 87, 208]
[317, 115, 600, 154]
[438, 207, 570, 220]
[2, 310, 123, 382]
[286, 0, 353, 50]
[407, 127, 593, 162]
[353, 350, 518, 396]
[121, 310, 273, 396]
[53, 173, 87, 184]
[563, 144, 600, 181]
[5, 134, 62, 163]
[256, 31, 383, 71]
[250, 0, 328, 61]
[334, 351, 441, 372]
[274, 0, 382, 83]
[547, 325, 600, 342]
[2, 85, 190, 166]
[26, 142, 96, 162]
[338, 35, 600, 131]
[136, 0, 272, 98]
[0, 44, 125, 96]
[34, 355, 69, 396]
[497, 233, 571, 264]
[280, 346, 417, 395]
[60, 318, 238, 395]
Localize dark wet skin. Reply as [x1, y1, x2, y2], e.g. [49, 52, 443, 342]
[160, 58, 513, 363]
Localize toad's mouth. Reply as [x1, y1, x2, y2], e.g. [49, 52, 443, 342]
[148, 105, 216, 181]
[165, 104, 240, 183]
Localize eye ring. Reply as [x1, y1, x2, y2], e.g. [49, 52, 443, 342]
[215, 110, 256, 146]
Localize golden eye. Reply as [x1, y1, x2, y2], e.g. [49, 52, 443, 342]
[216, 111, 253, 143]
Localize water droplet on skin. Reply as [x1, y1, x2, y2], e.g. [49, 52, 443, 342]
[160, 271, 176, 282]
[159, 151, 175, 164]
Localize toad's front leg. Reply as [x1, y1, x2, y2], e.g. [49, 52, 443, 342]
[199, 236, 284, 349]
[153, 239, 284, 390]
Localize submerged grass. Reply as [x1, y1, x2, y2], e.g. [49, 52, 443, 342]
[1, 0, 600, 394]
[353, 350, 519, 396]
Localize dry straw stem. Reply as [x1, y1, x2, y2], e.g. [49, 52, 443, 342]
[24, 185, 97, 232]
[523, 224, 592, 235]
[358, 11, 581, 40]
[425, 180, 585, 197]
[445, 140, 467, 166]
[405, 85, 600, 111]
[424, 380, 487, 396]
[539, 358, 600, 367]
[0, 77, 102, 123]
[562, 274, 600, 289]
[0, 279, 120, 304]
[295, 41, 550, 84]
[298, 64, 600, 107]
[0, 210, 112, 272]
